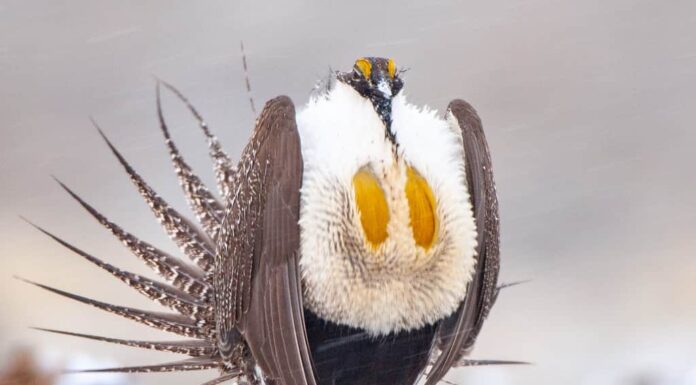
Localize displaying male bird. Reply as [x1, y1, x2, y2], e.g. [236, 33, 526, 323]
[23, 57, 507, 385]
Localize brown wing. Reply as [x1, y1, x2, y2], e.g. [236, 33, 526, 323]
[215, 96, 316, 385]
[426, 99, 501, 384]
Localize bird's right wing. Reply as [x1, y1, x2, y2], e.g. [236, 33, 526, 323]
[215, 96, 317, 385]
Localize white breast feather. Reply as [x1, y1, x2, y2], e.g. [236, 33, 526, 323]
[296, 82, 477, 335]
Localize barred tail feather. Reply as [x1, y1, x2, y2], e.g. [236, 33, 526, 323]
[93, 125, 216, 273]
[19, 278, 209, 339]
[24, 220, 209, 319]
[27, 84, 249, 380]
[54, 179, 211, 300]
[32, 328, 215, 357]
[64, 357, 221, 373]
[200, 372, 243, 385]
[155, 83, 224, 239]
[158, 80, 236, 198]
[494, 280, 530, 303]
[456, 359, 530, 367]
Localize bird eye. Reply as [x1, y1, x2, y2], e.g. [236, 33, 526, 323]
[387, 59, 396, 79]
[355, 58, 372, 79]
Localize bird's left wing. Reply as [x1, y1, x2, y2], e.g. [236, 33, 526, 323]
[426, 99, 501, 384]
[215, 96, 317, 385]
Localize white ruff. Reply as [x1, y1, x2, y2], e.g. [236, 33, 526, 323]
[296, 82, 477, 335]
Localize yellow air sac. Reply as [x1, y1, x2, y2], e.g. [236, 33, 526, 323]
[405, 167, 437, 249]
[353, 170, 389, 248]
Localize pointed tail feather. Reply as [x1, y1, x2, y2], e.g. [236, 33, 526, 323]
[64, 357, 220, 373]
[18, 278, 209, 339]
[24, 219, 209, 319]
[54, 178, 211, 300]
[158, 80, 236, 198]
[494, 279, 531, 302]
[155, 83, 224, 239]
[32, 328, 215, 357]
[84, 126, 216, 273]
[497, 280, 530, 291]
[456, 359, 530, 367]
[200, 372, 242, 385]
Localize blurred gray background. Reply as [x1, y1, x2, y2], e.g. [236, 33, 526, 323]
[1, 1, 695, 384]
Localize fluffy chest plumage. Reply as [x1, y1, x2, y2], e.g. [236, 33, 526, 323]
[296, 82, 478, 335]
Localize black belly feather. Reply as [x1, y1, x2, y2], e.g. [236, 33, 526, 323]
[304, 309, 437, 385]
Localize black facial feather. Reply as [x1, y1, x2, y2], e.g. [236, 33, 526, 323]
[337, 57, 403, 145]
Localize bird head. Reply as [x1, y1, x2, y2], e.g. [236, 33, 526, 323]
[338, 57, 404, 143]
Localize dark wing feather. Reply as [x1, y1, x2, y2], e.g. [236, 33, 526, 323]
[426, 99, 500, 384]
[215, 96, 316, 385]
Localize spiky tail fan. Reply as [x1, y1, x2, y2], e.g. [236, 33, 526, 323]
[22, 82, 243, 384]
